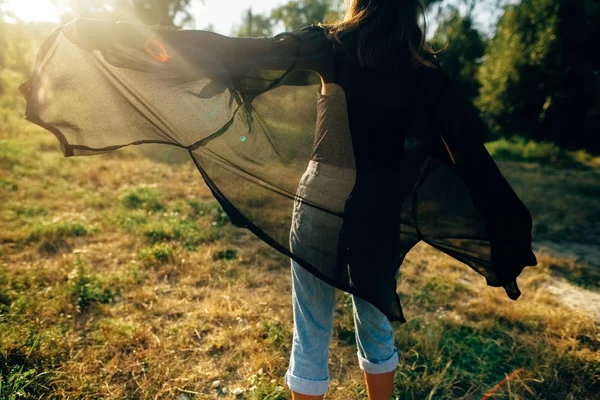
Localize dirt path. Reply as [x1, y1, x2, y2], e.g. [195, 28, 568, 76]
[534, 240, 600, 268]
[533, 241, 600, 322]
[542, 277, 600, 322]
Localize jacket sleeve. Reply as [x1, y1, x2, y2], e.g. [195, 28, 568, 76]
[71, 19, 326, 82]
[431, 66, 538, 286]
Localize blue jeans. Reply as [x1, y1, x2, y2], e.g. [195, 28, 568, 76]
[286, 161, 399, 396]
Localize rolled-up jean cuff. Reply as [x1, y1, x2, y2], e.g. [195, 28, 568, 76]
[357, 349, 399, 374]
[285, 370, 330, 396]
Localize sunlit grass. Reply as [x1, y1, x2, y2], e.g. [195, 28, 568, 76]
[1, 87, 599, 399]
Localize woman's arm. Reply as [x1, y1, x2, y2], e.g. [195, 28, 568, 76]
[432, 67, 537, 284]
[63, 19, 327, 78]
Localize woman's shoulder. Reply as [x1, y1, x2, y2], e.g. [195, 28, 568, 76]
[277, 24, 330, 42]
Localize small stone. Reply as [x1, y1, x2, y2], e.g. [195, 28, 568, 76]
[257, 368, 263, 375]
[221, 387, 228, 394]
[233, 388, 243, 396]
[211, 380, 221, 389]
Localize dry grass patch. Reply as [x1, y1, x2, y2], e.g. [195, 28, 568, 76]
[1, 123, 599, 399]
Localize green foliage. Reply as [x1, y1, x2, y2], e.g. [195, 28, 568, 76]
[247, 382, 289, 400]
[392, 316, 599, 399]
[0, 140, 26, 170]
[138, 243, 174, 266]
[13, 206, 47, 218]
[120, 186, 165, 212]
[430, 8, 486, 101]
[143, 226, 173, 243]
[116, 211, 149, 232]
[233, 10, 275, 37]
[187, 199, 230, 227]
[0, 271, 11, 313]
[271, 0, 338, 31]
[116, 198, 225, 250]
[212, 248, 238, 261]
[485, 136, 563, 163]
[234, 0, 341, 38]
[260, 320, 291, 351]
[412, 277, 469, 311]
[0, 365, 52, 400]
[68, 259, 116, 312]
[0, 177, 16, 191]
[142, 218, 222, 249]
[477, 0, 600, 151]
[27, 221, 89, 253]
[60, 0, 196, 27]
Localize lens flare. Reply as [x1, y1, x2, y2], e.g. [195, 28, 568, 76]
[145, 38, 169, 63]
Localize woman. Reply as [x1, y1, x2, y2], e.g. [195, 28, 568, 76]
[22, 1, 536, 399]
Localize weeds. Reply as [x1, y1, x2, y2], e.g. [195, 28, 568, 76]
[27, 221, 89, 253]
[486, 136, 563, 163]
[68, 258, 116, 312]
[1, 115, 599, 398]
[120, 186, 165, 212]
[0, 333, 53, 400]
[260, 320, 291, 352]
[138, 243, 175, 267]
[212, 248, 238, 261]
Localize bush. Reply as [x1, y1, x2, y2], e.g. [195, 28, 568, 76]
[187, 199, 230, 227]
[0, 139, 27, 169]
[68, 259, 116, 312]
[138, 243, 174, 267]
[485, 137, 563, 163]
[142, 219, 221, 249]
[27, 221, 89, 253]
[120, 187, 164, 212]
[212, 248, 238, 261]
[259, 320, 291, 351]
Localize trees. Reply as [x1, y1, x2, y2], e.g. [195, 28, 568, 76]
[430, 7, 486, 102]
[0, 0, 6, 95]
[477, 0, 600, 151]
[232, 9, 275, 38]
[60, 0, 196, 27]
[234, 0, 341, 38]
[271, 0, 340, 31]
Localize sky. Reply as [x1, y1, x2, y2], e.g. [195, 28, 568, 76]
[2, 0, 501, 37]
[2, 0, 283, 34]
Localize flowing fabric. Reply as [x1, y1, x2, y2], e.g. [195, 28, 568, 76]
[20, 19, 537, 322]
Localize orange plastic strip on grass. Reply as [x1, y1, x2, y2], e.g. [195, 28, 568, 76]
[481, 368, 525, 400]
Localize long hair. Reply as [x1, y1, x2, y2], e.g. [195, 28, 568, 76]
[323, 0, 435, 68]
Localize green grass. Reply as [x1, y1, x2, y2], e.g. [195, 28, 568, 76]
[68, 258, 117, 312]
[485, 136, 600, 168]
[120, 186, 165, 212]
[486, 136, 563, 163]
[212, 248, 238, 261]
[260, 320, 292, 353]
[26, 221, 90, 253]
[138, 243, 175, 266]
[0, 334, 54, 400]
[1, 81, 599, 399]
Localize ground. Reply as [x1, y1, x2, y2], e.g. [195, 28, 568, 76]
[1, 124, 599, 399]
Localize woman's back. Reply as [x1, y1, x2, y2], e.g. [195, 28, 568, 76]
[305, 25, 432, 173]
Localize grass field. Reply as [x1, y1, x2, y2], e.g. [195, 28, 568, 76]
[1, 98, 600, 399]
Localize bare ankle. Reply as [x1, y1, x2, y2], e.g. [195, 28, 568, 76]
[291, 391, 325, 400]
[364, 370, 396, 400]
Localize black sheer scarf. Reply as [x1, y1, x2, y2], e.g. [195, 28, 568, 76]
[20, 19, 537, 322]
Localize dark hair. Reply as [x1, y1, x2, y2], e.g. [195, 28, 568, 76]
[323, 0, 435, 68]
